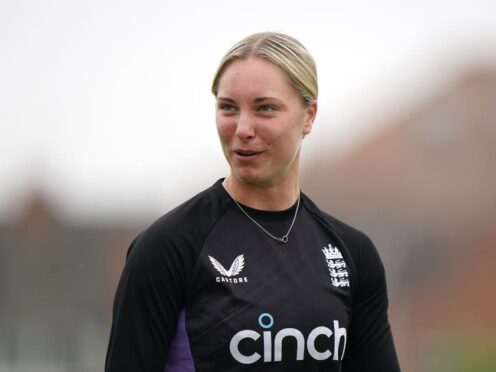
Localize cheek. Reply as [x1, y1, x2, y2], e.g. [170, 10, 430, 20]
[259, 120, 298, 148]
[216, 116, 234, 142]
[269, 126, 303, 157]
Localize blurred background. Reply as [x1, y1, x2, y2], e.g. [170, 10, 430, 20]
[1, 1, 495, 371]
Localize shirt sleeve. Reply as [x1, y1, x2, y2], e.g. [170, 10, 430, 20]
[105, 229, 188, 372]
[342, 235, 401, 372]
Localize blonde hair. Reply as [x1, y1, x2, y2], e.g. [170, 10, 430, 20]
[211, 32, 318, 106]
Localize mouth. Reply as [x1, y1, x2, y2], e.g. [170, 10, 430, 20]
[234, 149, 262, 159]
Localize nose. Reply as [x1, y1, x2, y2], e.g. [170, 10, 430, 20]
[235, 111, 255, 140]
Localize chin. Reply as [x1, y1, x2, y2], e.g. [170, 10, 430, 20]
[234, 170, 288, 188]
[230, 163, 296, 187]
[232, 170, 269, 186]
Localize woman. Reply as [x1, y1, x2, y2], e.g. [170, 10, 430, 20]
[106, 32, 400, 371]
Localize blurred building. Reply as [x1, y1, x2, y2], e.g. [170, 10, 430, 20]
[0, 193, 139, 372]
[0, 66, 495, 372]
[302, 67, 496, 372]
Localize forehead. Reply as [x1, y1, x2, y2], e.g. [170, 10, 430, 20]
[216, 57, 298, 99]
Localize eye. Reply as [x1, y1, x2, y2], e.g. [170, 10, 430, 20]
[218, 103, 237, 111]
[258, 104, 276, 112]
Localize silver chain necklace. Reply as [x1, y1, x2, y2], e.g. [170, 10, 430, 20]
[229, 194, 300, 244]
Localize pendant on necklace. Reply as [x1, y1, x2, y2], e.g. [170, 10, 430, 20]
[227, 188, 300, 244]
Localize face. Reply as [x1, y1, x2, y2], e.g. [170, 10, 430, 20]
[216, 57, 317, 187]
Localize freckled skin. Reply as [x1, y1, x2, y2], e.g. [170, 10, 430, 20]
[216, 57, 317, 190]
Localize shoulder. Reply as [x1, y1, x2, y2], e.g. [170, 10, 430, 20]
[301, 192, 372, 252]
[126, 179, 231, 265]
[147, 179, 230, 239]
[302, 192, 385, 291]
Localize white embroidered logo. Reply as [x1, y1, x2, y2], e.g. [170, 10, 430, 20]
[209, 254, 248, 284]
[322, 244, 350, 287]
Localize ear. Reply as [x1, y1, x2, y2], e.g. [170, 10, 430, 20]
[302, 100, 318, 135]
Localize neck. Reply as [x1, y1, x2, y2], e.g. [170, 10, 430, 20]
[223, 175, 300, 211]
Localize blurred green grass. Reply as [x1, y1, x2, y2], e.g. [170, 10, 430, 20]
[424, 338, 496, 372]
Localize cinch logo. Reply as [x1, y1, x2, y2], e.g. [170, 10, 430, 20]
[229, 313, 347, 364]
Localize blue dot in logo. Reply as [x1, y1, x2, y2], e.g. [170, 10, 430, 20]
[258, 313, 274, 329]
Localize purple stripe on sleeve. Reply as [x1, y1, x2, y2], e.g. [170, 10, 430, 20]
[164, 308, 195, 372]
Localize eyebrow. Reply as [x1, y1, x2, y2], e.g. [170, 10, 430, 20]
[255, 97, 280, 103]
[216, 97, 235, 103]
[216, 97, 281, 103]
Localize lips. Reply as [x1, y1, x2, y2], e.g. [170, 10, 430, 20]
[233, 149, 262, 159]
[236, 150, 258, 156]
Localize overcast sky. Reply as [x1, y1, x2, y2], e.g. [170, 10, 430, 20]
[1, 0, 496, 222]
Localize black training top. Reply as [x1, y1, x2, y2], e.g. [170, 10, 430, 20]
[106, 179, 400, 371]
